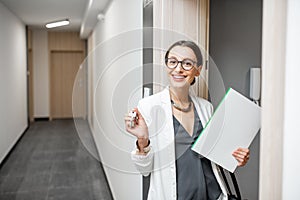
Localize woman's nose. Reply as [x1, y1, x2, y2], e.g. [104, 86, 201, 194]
[174, 62, 183, 72]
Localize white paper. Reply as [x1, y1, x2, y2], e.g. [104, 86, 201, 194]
[192, 88, 261, 172]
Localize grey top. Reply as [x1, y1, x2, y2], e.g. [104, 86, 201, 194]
[173, 106, 221, 200]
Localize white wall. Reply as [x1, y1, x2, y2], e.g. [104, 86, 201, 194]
[259, 0, 300, 198]
[32, 30, 49, 117]
[0, 2, 27, 163]
[282, 0, 300, 198]
[89, 0, 143, 199]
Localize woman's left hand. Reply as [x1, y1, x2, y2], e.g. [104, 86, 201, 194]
[232, 148, 250, 167]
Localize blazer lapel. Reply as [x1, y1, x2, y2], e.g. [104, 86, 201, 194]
[159, 87, 174, 144]
[190, 95, 206, 128]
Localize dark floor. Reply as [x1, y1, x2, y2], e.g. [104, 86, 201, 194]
[0, 119, 113, 200]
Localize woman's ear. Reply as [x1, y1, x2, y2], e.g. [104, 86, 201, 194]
[195, 65, 202, 77]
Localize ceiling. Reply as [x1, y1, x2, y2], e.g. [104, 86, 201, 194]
[0, 0, 111, 37]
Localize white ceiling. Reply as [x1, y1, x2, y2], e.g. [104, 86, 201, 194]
[0, 0, 110, 36]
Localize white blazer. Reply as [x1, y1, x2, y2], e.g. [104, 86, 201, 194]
[131, 87, 228, 200]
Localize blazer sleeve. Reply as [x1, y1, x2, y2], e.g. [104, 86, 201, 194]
[131, 148, 154, 177]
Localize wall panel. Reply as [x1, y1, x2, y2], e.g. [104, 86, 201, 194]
[0, 2, 27, 163]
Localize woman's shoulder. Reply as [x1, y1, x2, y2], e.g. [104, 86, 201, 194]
[138, 89, 167, 106]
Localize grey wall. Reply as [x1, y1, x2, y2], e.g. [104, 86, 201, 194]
[142, 3, 153, 199]
[0, 2, 27, 163]
[143, 2, 153, 93]
[209, 0, 262, 199]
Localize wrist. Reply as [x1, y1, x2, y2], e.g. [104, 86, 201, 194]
[136, 139, 150, 154]
[137, 138, 149, 148]
[136, 136, 149, 148]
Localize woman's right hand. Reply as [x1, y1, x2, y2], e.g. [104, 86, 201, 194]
[124, 108, 149, 143]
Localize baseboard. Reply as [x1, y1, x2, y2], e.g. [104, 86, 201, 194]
[0, 125, 29, 168]
[34, 117, 49, 121]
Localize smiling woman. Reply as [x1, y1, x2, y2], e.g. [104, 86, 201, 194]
[125, 40, 250, 200]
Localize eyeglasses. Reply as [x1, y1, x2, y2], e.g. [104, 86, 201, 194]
[165, 57, 196, 71]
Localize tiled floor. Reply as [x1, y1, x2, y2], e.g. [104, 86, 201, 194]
[0, 120, 113, 200]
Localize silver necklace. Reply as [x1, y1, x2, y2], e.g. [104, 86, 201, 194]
[171, 99, 192, 112]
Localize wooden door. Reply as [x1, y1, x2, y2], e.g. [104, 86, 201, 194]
[50, 51, 85, 119]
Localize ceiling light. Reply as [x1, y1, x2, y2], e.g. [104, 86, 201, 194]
[46, 19, 70, 28]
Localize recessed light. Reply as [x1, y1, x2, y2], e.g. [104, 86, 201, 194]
[46, 19, 70, 29]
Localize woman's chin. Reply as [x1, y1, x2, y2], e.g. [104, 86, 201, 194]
[169, 80, 190, 89]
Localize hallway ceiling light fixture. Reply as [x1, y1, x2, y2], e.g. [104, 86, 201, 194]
[46, 19, 70, 28]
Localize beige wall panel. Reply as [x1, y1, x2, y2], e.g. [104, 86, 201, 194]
[173, 0, 198, 40]
[259, 0, 287, 198]
[48, 32, 85, 51]
[198, 0, 209, 99]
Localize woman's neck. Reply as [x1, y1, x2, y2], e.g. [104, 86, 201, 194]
[169, 86, 190, 104]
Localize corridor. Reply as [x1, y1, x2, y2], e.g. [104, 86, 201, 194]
[1, 0, 299, 199]
[0, 120, 112, 200]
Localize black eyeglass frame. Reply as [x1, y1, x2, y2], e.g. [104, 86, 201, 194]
[165, 57, 197, 71]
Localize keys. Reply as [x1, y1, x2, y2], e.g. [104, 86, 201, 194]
[128, 110, 138, 128]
